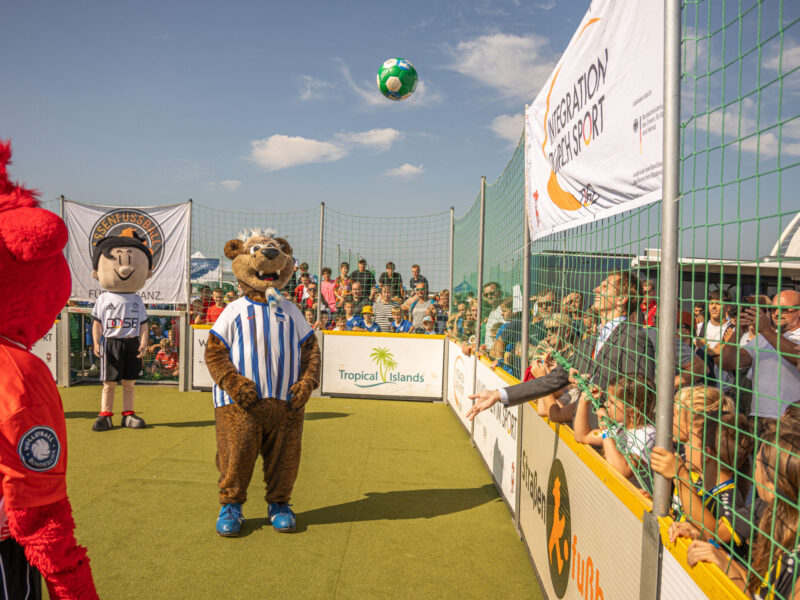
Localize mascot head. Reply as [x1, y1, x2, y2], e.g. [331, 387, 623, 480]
[0, 141, 72, 348]
[91, 231, 153, 293]
[224, 228, 293, 303]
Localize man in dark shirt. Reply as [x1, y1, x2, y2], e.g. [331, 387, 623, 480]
[408, 264, 428, 293]
[466, 272, 655, 418]
[351, 258, 375, 290]
[379, 262, 404, 302]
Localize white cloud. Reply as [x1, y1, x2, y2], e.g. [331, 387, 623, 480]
[335, 128, 403, 152]
[489, 113, 523, 146]
[694, 97, 800, 159]
[249, 128, 404, 171]
[249, 135, 347, 171]
[219, 179, 241, 191]
[447, 33, 555, 100]
[296, 75, 334, 101]
[384, 163, 424, 178]
[535, 0, 556, 9]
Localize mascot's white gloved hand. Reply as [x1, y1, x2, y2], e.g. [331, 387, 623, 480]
[289, 380, 313, 411]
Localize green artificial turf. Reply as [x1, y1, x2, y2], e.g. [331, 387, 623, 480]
[53, 386, 543, 599]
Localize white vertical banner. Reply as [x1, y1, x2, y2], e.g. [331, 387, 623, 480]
[64, 200, 191, 304]
[30, 323, 58, 380]
[524, 0, 664, 241]
[191, 327, 214, 389]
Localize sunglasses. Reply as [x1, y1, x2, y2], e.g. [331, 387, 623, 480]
[483, 291, 500, 297]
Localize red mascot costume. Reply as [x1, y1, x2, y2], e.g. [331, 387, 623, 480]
[0, 142, 97, 599]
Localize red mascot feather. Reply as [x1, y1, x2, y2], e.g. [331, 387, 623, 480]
[0, 141, 98, 599]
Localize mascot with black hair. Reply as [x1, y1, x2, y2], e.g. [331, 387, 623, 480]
[90, 232, 153, 431]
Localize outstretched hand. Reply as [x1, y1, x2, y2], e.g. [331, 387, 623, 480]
[466, 389, 502, 421]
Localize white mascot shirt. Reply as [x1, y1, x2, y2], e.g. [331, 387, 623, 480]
[209, 296, 313, 407]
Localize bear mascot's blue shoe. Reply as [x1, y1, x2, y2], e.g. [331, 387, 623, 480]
[268, 503, 296, 532]
[216, 503, 244, 537]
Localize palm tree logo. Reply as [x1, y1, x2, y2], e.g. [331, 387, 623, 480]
[370, 347, 398, 383]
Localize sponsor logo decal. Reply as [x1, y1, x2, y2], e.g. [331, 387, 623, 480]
[18, 426, 61, 472]
[337, 347, 425, 388]
[90, 208, 165, 272]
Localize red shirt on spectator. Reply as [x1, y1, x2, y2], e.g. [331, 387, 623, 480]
[154, 349, 178, 372]
[206, 304, 225, 323]
[294, 284, 307, 305]
[641, 300, 657, 327]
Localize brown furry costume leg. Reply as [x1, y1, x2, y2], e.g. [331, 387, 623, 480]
[207, 333, 321, 506]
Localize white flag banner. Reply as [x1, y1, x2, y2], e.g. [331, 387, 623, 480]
[524, 0, 664, 242]
[64, 200, 190, 304]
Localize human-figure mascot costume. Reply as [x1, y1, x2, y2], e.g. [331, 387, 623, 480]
[205, 229, 321, 536]
[0, 141, 98, 598]
[90, 231, 152, 431]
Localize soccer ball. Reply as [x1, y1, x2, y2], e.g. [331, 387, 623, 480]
[377, 58, 418, 101]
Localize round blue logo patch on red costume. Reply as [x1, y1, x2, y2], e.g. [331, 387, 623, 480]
[17, 426, 61, 472]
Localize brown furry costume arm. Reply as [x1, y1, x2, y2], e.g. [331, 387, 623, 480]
[205, 335, 259, 409]
[288, 334, 321, 411]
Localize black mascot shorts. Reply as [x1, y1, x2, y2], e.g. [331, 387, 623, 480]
[0, 537, 42, 599]
[101, 337, 141, 382]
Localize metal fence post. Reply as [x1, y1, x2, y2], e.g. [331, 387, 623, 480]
[515, 129, 532, 532]
[472, 177, 487, 444]
[317, 202, 325, 326]
[640, 1, 681, 597]
[183, 199, 193, 392]
[449, 207, 455, 311]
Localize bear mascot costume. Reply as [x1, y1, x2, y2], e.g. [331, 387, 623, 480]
[205, 229, 321, 536]
[90, 232, 152, 431]
[0, 141, 98, 598]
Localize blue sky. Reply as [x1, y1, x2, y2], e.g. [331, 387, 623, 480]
[1, 0, 582, 218]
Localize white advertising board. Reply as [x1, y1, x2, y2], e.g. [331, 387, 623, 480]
[474, 359, 519, 511]
[191, 327, 214, 389]
[322, 333, 444, 399]
[30, 323, 58, 380]
[445, 341, 476, 430]
[659, 550, 708, 600]
[518, 401, 643, 599]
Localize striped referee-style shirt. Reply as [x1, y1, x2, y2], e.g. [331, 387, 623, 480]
[371, 300, 397, 332]
[209, 296, 314, 408]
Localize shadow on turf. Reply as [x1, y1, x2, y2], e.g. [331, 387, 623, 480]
[64, 411, 102, 419]
[236, 483, 500, 535]
[304, 412, 350, 421]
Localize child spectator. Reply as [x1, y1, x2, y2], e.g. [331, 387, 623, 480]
[360, 305, 381, 332]
[332, 315, 348, 332]
[573, 375, 656, 487]
[190, 298, 205, 325]
[320, 267, 336, 309]
[150, 338, 179, 378]
[419, 315, 437, 335]
[651, 386, 753, 559]
[294, 272, 311, 305]
[342, 300, 363, 331]
[390, 306, 413, 333]
[333, 262, 351, 310]
[685, 433, 800, 599]
[206, 287, 226, 323]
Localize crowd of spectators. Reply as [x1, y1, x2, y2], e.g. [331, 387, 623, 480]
[188, 261, 450, 337]
[459, 271, 800, 598]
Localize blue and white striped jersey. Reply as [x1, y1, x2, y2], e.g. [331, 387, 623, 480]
[209, 296, 314, 408]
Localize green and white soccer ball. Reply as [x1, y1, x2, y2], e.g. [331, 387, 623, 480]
[377, 58, 418, 101]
